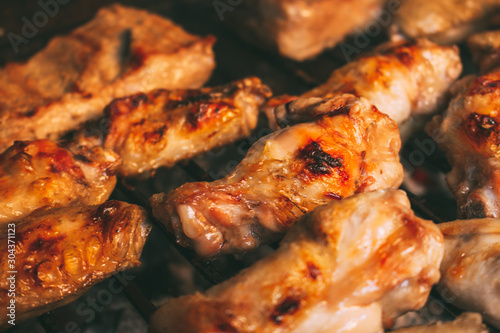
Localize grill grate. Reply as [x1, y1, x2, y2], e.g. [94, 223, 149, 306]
[1, 0, 497, 331]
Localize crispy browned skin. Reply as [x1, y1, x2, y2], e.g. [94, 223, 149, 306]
[468, 30, 500, 73]
[75, 78, 271, 177]
[392, 313, 489, 333]
[149, 190, 444, 333]
[438, 219, 500, 329]
[0, 140, 120, 224]
[394, 0, 500, 44]
[0, 200, 150, 328]
[266, 39, 462, 128]
[150, 95, 403, 258]
[426, 69, 500, 218]
[0, 4, 215, 152]
[225, 0, 385, 60]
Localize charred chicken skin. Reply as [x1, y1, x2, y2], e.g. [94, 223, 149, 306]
[150, 95, 403, 258]
[0, 140, 120, 224]
[0, 4, 215, 152]
[266, 39, 462, 128]
[75, 78, 271, 177]
[0, 200, 150, 328]
[426, 69, 500, 218]
[149, 190, 444, 333]
[438, 219, 500, 329]
[394, 0, 500, 45]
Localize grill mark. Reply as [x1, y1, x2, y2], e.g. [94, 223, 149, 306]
[186, 102, 229, 130]
[464, 113, 500, 146]
[306, 262, 321, 280]
[271, 296, 301, 325]
[469, 77, 500, 96]
[325, 192, 342, 200]
[298, 141, 343, 176]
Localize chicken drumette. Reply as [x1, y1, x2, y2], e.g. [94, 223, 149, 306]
[427, 69, 500, 218]
[437, 218, 500, 329]
[149, 190, 444, 333]
[151, 95, 403, 257]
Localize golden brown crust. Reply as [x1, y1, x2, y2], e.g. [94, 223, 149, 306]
[75, 78, 271, 177]
[0, 4, 215, 151]
[0, 200, 150, 327]
[151, 95, 403, 258]
[0, 139, 121, 224]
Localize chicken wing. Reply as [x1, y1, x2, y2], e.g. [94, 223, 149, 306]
[0, 200, 150, 328]
[426, 69, 500, 218]
[0, 4, 215, 152]
[468, 30, 500, 73]
[266, 39, 461, 128]
[149, 190, 444, 333]
[150, 95, 403, 257]
[74, 78, 271, 177]
[224, 0, 385, 60]
[437, 219, 500, 329]
[394, 0, 500, 44]
[392, 313, 489, 333]
[0, 140, 120, 224]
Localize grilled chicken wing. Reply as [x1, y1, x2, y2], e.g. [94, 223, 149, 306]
[150, 95, 403, 257]
[224, 0, 385, 60]
[392, 313, 489, 333]
[437, 219, 500, 329]
[426, 69, 500, 218]
[468, 30, 500, 73]
[0, 140, 120, 224]
[0, 200, 150, 328]
[74, 78, 271, 177]
[0, 4, 215, 152]
[149, 190, 444, 333]
[394, 0, 500, 44]
[266, 39, 461, 129]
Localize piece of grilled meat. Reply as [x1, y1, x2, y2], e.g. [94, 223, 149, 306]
[468, 30, 500, 73]
[266, 39, 462, 129]
[224, 0, 386, 61]
[0, 140, 120, 224]
[394, 0, 500, 44]
[0, 4, 215, 152]
[0, 200, 150, 328]
[149, 190, 444, 333]
[426, 69, 500, 218]
[150, 95, 403, 258]
[437, 219, 500, 329]
[74, 78, 271, 177]
[392, 313, 489, 333]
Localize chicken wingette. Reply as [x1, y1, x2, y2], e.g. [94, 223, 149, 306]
[0, 139, 120, 224]
[149, 190, 444, 333]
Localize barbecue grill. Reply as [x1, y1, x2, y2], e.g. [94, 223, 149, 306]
[0, 1, 495, 332]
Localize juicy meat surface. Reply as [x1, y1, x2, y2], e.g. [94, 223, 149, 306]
[0, 200, 150, 328]
[75, 78, 271, 177]
[0, 4, 215, 152]
[392, 313, 488, 333]
[437, 219, 500, 329]
[468, 30, 500, 73]
[426, 69, 500, 218]
[0, 140, 120, 224]
[150, 95, 403, 257]
[266, 39, 462, 127]
[224, 0, 385, 60]
[149, 190, 444, 333]
[394, 0, 500, 44]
